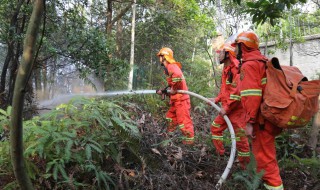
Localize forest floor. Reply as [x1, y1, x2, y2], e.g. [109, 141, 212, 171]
[123, 101, 320, 190]
[1, 97, 319, 190]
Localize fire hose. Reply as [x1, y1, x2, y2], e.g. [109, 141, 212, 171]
[100, 89, 236, 189]
[41, 89, 236, 189]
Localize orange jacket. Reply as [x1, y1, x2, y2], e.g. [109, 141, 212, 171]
[239, 48, 268, 123]
[165, 63, 190, 103]
[215, 57, 242, 114]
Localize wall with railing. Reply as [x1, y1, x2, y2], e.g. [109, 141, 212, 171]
[260, 34, 320, 79]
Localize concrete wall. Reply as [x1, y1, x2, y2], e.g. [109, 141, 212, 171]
[260, 34, 320, 80]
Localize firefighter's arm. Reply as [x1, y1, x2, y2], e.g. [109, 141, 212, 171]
[222, 95, 240, 115]
[223, 100, 239, 115]
[215, 71, 227, 104]
[214, 91, 222, 104]
[224, 74, 241, 114]
[240, 63, 263, 124]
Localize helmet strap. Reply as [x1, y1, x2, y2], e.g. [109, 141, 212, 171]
[162, 65, 169, 75]
[219, 50, 228, 64]
[160, 55, 167, 65]
[237, 43, 243, 74]
[227, 70, 233, 84]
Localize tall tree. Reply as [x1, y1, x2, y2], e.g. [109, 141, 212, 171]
[128, 0, 136, 90]
[0, 0, 26, 108]
[239, 0, 307, 25]
[10, 0, 44, 189]
[106, 0, 133, 36]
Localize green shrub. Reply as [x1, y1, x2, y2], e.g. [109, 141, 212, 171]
[0, 98, 142, 189]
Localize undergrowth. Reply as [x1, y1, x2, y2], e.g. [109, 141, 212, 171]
[0, 97, 142, 189]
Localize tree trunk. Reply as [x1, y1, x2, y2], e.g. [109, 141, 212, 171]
[7, 3, 28, 105]
[0, 0, 24, 99]
[106, 0, 113, 36]
[289, 9, 293, 66]
[34, 67, 42, 99]
[192, 37, 197, 62]
[263, 34, 268, 56]
[10, 0, 44, 189]
[106, 0, 133, 37]
[0, 47, 13, 108]
[308, 107, 320, 150]
[1, 46, 13, 95]
[49, 62, 57, 99]
[42, 66, 48, 99]
[116, 17, 123, 58]
[128, 0, 136, 90]
[308, 80, 320, 150]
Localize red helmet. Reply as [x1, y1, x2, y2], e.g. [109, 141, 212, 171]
[235, 31, 259, 50]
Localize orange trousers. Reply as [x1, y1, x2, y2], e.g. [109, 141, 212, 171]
[252, 120, 283, 188]
[211, 108, 250, 168]
[166, 99, 194, 144]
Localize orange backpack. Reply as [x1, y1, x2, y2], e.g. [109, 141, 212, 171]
[260, 57, 320, 129]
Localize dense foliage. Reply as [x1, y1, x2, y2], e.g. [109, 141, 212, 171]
[0, 0, 319, 189]
[1, 98, 142, 189]
[1, 97, 320, 189]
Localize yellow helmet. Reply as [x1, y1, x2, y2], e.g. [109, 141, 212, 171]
[157, 47, 181, 68]
[219, 43, 236, 57]
[217, 43, 236, 64]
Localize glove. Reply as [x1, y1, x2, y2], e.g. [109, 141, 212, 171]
[156, 86, 169, 100]
[156, 89, 163, 95]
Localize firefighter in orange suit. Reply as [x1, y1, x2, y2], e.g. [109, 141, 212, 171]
[234, 31, 284, 190]
[156, 47, 195, 145]
[209, 43, 250, 169]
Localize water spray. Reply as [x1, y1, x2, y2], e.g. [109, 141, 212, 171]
[39, 89, 236, 189]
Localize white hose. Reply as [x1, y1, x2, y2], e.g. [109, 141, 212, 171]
[168, 90, 236, 189]
[50, 89, 236, 189]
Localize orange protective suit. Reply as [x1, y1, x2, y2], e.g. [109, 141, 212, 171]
[165, 63, 194, 145]
[211, 55, 250, 169]
[239, 45, 283, 189]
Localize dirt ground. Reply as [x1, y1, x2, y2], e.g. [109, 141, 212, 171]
[132, 103, 320, 190]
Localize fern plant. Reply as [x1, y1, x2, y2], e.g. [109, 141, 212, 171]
[0, 107, 12, 176]
[291, 154, 320, 180]
[0, 106, 11, 141]
[0, 97, 144, 189]
[231, 153, 264, 190]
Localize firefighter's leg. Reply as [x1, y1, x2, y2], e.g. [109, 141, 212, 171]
[252, 121, 283, 189]
[229, 109, 250, 169]
[175, 99, 194, 145]
[165, 105, 178, 133]
[210, 115, 227, 155]
[234, 128, 250, 169]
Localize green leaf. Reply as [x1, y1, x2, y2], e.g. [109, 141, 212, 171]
[53, 164, 58, 181]
[88, 142, 103, 154]
[58, 164, 68, 180]
[6, 106, 11, 115]
[0, 109, 8, 116]
[246, 2, 257, 8]
[85, 144, 92, 160]
[65, 140, 73, 161]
